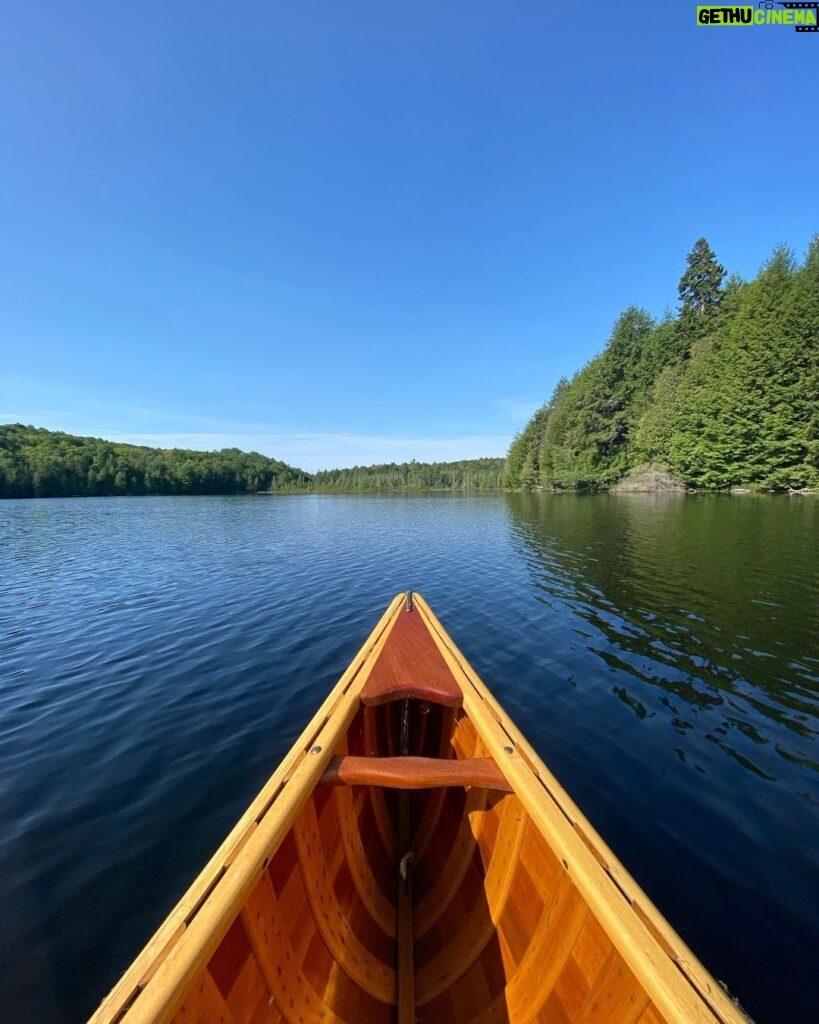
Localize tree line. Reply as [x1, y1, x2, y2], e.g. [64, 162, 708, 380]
[505, 236, 819, 491]
[308, 458, 505, 492]
[0, 426, 504, 498]
[0, 425, 311, 498]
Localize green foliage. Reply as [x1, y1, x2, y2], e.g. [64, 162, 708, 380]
[0, 428, 506, 498]
[506, 235, 819, 491]
[520, 307, 661, 489]
[504, 402, 553, 490]
[678, 236, 726, 343]
[311, 458, 505, 492]
[0, 426, 310, 498]
[631, 362, 685, 466]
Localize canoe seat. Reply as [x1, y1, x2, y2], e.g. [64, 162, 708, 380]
[320, 755, 513, 791]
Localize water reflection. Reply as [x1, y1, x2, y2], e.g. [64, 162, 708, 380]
[1, 493, 817, 1024]
[506, 492, 819, 790]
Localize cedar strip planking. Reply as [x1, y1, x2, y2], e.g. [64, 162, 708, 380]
[416, 796, 528, 1005]
[240, 870, 346, 1024]
[471, 878, 589, 1024]
[332, 785, 397, 938]
[414, 786, 489, 938]
[574, 949, 650, 1024]
[225, 954, 283, 1024]
[290, 795, 396, 1003]
[414, 592, 748, 1024]
[93, 594, 751, 1024]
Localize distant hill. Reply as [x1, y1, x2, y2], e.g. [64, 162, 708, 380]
[0, 425, 505, 498]
[0, 424, 310, 498]
[309, 458, 505, 491]
[505, 236, 819, 491]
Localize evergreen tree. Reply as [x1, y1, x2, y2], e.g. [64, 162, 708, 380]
[678, 237, 725, 346]
[506, 235, 818, 491]
[534, 309, 657, 489]
[679, 237, 726, 317]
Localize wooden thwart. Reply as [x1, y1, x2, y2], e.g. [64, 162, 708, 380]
[91, 591, 751, 1024]
[319, 755, 513, 792]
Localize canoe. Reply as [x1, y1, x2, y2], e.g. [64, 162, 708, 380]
[91, 592, 749, 1024]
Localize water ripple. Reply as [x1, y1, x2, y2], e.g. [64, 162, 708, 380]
[0, 494, 816, 1023]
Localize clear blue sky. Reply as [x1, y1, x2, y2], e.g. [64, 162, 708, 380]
[1, 2, 816, 471]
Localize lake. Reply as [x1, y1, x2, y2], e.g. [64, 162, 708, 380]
[1, 493, 817, 1024]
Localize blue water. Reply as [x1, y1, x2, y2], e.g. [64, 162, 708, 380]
[1, 494, 817, 1023]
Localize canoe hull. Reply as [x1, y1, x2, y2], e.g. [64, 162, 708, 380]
[90, 594, 748, 1024]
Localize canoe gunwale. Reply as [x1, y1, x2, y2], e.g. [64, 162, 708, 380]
[90, 591, 751, 1024]
[90, 594, 407, 1024]
[412, 592, 750, 1024]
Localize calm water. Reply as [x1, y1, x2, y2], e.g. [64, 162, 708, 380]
[1, 494, 817, 1024]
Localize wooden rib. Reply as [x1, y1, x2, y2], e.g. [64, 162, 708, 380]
[363, 706, 399, 859]
[412, 705, 458, 863]
[452, 714, 482, 759]
[91, 593, 405, 1024]
[416, 796, 528, 1006]
[638, 1005, 667, 1024]
[413, 592, 749, 1024]
[397, 791, 414, 1024]
[471, 874, 589, 1024]
[575, 948, 650, 1024]
[291, 796, 396, 1004]
[320, 755, 512, 792]
[223, 954, 282, 1024]
[410, 786, 447, 865]
[172, 969, 241, 1024]
[332, 785, 397, 939]
[240, 870, 345, 1024]
[414, 786, 489, 938]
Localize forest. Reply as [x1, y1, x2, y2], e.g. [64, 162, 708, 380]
[308, 459, 505, 491]
[505, 236, 819, 491]
[4, 236, 816, 498]
[0, 426, 503, 498]
[0, 425, 310, 498]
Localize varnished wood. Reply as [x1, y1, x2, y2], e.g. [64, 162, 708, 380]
[291, 794, 396, 1003]
[93, 592, 750, 1024]
[363, 704, 399, 859]
[397, 791, 415, 1024]
[319, 754, 514, 791]
[414, 786, 489, 938]
[361, 605, 463, 707]
[332, 785, 397, 939]
[413, 592, 750, 1024]
[90, 593, 406, 1024]
[415, 794, 529, 1005]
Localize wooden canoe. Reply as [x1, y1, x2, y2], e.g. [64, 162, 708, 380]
[91, 592, 749, 1024]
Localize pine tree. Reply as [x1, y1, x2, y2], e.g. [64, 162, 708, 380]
[679, 237, 726, 316]
[507, 235, 815, 491]
[678, 238, 725, 345]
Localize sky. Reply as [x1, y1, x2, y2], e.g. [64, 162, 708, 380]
[1, 2, 816, 472]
